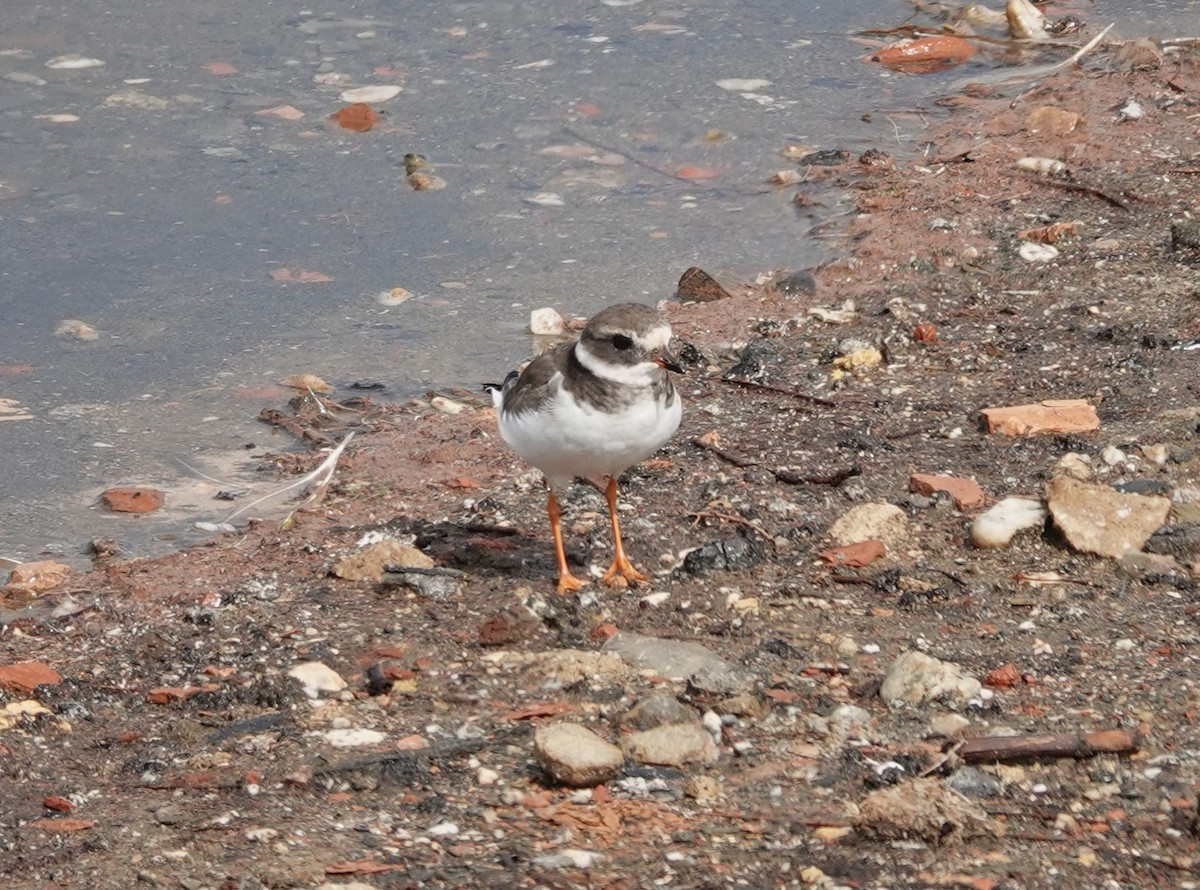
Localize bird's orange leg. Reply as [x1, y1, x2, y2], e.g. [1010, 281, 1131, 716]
[600, 477, 648, 588]
[547, 491, 585, 595]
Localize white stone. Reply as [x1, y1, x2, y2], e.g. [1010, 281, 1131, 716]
[880, 651, 982, 709]
[1018, 242, 1059, 263]
[716, 78, 773, 92]
[1100, 445, 1128, 466]
[323, 728, 386, 748]
[287, 661, 348, 698]
[46, 54, 106, 69]
[339, 85, 402, 103]
[529, 307, 566, 336]
[970, 497, 1047, 548]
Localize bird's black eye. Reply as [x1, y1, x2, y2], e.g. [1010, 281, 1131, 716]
[611, 334, 634, 351]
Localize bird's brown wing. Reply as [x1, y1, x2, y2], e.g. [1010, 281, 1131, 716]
[500, 345, 570, 418]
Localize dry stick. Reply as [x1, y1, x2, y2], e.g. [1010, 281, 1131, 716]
[957, 728, 1138, 763]
[1038, 175, 1130, 210]
[720, 376, 836, 408]
[686, 510, 769, 538]
[692, 435, 758, 468]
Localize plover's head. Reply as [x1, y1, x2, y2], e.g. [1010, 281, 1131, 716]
[576, 303, 683, 384]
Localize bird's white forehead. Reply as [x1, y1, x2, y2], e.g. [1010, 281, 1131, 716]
[634, 323, 672, 351]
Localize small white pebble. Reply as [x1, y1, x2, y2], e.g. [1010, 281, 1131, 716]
[1031, 783, 1048, 795]
[1114, 638, 1136, 651]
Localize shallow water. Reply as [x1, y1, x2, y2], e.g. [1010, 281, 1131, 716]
[0, 0, 1195, 562]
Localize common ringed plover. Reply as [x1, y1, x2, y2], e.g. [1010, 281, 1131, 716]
[490, 303, 683, 594]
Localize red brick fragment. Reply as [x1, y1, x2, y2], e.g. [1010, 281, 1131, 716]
[910, 473, 986, 510]
[0, 661, 62, 692]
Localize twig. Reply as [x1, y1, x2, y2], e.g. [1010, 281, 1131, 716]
[223, 432, 355, 523]
[957, 728, 1138, 763]
[692, 435, 758, 468]
[687, 510, 769, 538]
[314, 736, 486, 778]
[721, 377, 836, 408]
[773, 466, 861, 486]
[1038, 175, 1130, 209]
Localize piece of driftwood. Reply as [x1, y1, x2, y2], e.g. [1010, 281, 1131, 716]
[957, 729, 1137, 763]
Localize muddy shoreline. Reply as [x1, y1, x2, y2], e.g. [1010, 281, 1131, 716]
[4, 39, 1200, 890]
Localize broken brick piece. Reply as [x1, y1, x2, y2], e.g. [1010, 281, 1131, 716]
[0, 661, 63, 692]
[981, 399, 1100, 436]
[101, 487, 166, 513]
[910, 473, 986, 511]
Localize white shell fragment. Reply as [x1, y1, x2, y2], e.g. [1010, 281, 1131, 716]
[1006, 0, 1047, 40]
[529, 307, 567, 336]
[1019, 242, 1059, 263]
[1117, 99, 1143, 121]
[375, 287, 413, 306]
[1016, 157, 1067, 176]
[524, 192, 565, 207]
[339, 85, 402, 103]
[55, 319, 99, 341]
[45, 54, 106, 70]
[716, 78, 773, 92]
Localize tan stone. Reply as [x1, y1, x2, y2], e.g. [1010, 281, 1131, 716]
[4, 559, 72, 594]
[1046, 475, 1171, 558]
[1025, 105, 1084, 136]
[331, 540, 434, 582]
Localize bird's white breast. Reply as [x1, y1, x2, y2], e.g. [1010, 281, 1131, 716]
[498, 373, 681, 490]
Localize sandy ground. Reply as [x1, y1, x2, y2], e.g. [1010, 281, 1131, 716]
[3, 36, 1200, 890]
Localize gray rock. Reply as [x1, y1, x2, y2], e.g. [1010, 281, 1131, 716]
[1116, 551, 1182, 579]
[947, 766, 1003, 799]
[682, 536, 763, 574]
[602, 631, 754, 693]
[774, 269, 817, 297]
[879, 651, 982, 709]
[621, 722, 719, 767]
[1046, 475, 1171, 558]
[620, 693, 698, 731]
[1142, 524, 1200, 561]
[533, 723, 623, 787]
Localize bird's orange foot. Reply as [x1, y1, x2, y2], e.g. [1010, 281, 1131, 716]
[556, 572, 586, 595]
[600, 558, 649, 589]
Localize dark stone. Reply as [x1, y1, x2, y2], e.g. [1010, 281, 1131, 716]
[365, 664, 392, 697]
[1171, 220, 1200, 251]
[797, 149, 851, 167]
[1113, 479, 1172, 497]
[722, 340, 780, 381]
[682, 536, 764, 574]
[1143, 525, 1200, 561]
[774, 269, 817, 297]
